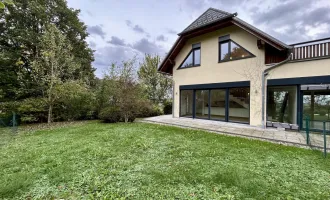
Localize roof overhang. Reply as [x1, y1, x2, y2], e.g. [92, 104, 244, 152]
[158, 18, 290, 75]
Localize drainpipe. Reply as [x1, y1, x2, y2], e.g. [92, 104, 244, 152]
[158, 71, 175, 118]
[261, 53, 293, 128]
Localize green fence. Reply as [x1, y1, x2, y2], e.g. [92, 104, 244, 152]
[0, 112, 18, 133]
[304, 117, 330, 158]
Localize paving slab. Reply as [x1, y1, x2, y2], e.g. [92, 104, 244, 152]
[140, 115, 329, 150]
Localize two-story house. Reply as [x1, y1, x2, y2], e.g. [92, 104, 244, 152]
[158, 8, 330, 131]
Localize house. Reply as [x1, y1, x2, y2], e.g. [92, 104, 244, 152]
[158, 8, 330, 131]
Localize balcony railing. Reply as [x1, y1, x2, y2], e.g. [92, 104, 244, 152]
[290, 37, 330, 61]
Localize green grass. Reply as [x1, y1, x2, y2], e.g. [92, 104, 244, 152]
[1, 121, 330, 199]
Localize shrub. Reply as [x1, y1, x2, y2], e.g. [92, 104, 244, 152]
[53, 81, 96, 121]
[98, 106, 121, 123]
[163, 100, 172, 115]
[319, 110, 326, 116]
[136, 101, 163, 118]
[17, 98, 48, 123]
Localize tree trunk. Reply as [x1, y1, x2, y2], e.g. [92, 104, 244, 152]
[311, 92, 315, 121]
[48, 104, 52, 123]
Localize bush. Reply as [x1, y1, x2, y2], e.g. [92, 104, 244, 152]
[136, 101, 163, 118]
[17, 98, 48, 123]
[98, 106, 121, 123]
[163, 100, 172, 115]
[53, 81, 96, 121]
[319, 110, 326, 116]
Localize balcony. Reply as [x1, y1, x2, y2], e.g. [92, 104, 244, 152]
[290, 37, 330, 61]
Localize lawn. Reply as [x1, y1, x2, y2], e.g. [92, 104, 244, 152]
[1, 121, 330, 199]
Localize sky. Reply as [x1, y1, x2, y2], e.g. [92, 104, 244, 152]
[67, 0, 330, 77]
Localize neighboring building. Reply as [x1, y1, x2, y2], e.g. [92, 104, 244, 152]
[158, 8, 330, 131]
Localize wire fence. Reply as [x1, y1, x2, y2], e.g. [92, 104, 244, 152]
[303, 117, 330, 158]
[0, 112, 18, 133]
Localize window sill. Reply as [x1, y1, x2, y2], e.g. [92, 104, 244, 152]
[218, 56, 255, 63]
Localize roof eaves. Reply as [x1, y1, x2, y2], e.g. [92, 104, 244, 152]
[158, 36, 182, 72]
[232, 17, 292, 49]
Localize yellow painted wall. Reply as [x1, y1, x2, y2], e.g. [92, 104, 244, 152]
[268, 59, 330, 79]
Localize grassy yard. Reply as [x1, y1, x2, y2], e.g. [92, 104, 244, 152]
[1, 121, 330, 199]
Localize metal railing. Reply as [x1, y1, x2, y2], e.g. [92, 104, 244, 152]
[304, 116, 329, 157]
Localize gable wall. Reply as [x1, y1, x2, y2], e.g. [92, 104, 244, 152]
[172, 25, 266, 126]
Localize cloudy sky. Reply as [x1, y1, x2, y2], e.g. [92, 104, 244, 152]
[67, 0, 330, 77]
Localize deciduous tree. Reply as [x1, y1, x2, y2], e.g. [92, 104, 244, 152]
[138, 54, 172, 104]
[31, 24, 78, 123]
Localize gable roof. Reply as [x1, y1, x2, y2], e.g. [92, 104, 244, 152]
[179, 8, 235, 35]
[232, 17, 291, 49]
[158, 8, 291, 75]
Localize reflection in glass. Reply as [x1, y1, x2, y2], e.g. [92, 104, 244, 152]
[230, 42, 251, 59]
[194, 49, 201, 65]
[267, 86, 297, 124]
[220, 42, 229, 60]
[228, 88, 250, 123]
[181, 53, 193, 68]
[210, 89, 226, 120]
[303, 91, 330, 130]
[195, 90, 209, 119]
[180, 90, 193, 117]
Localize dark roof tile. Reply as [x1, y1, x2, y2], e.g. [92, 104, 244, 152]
[179, 8, 233, 35]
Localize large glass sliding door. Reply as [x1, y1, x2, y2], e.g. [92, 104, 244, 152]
[195, 90, 209, 119]
[302, 90, 330, 130]
[180, 90, 193, 117]
[180, 87, 250, 124]
[210, 89, 226, 120]
[228, 88, 250, 123]
[267, 86, 297, 124]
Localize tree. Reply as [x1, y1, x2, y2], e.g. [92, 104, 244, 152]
[0, 0, 95, 102]
[0, 0, 14, 9]
[31, 24, 78, 123]
[138, 54, 172, 104]
[98, 58, 145, 123]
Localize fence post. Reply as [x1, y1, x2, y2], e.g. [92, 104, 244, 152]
[323, 121, 327, 158]
[12, 112, 17, 133]
[305, 116, 310, 145]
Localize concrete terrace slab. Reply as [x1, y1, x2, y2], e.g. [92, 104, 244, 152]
[140, 115, 330, 150]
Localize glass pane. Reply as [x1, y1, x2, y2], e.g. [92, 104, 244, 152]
[194, 49, 200, 65]
[180, 90, 193, 117]
[180, 52, 193, 68]
[229, 88, 250, 123]
[195, 90, 209, 119]
[220, 42, 229, 60]
[267, 86, 297, 124]
[210, 89, 226, 120]
[303, 91, 330, 130]
[230, 41, 251, 59]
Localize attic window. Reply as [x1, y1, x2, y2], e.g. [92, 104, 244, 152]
[178, 43, 201, 69]
[218, 36, 255, 62]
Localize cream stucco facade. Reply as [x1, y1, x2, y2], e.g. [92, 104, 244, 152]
[171, 25, 330, 127]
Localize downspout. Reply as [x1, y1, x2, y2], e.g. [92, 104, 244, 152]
[158, 71, 175, 118]
[261, 52, 293, 128]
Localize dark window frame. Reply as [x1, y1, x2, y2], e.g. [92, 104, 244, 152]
[218, 37, 255, 63]
[177, 43, 201, 69]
